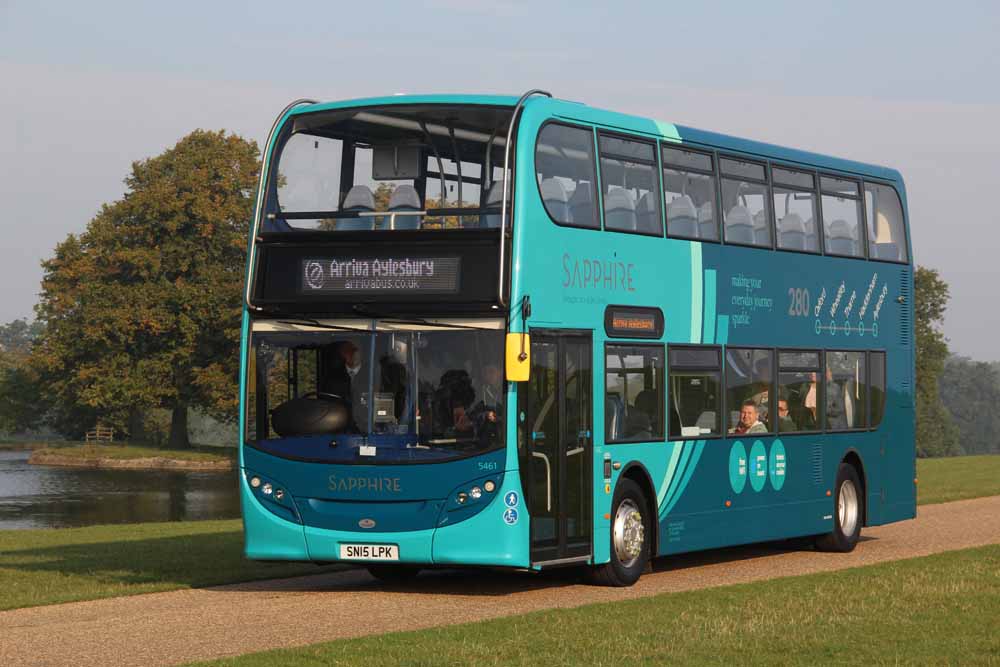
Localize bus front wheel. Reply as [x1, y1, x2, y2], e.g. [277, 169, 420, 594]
[591, 478, 650, 587]
[815, 462, 864, 552]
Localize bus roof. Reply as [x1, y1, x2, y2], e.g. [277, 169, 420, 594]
[290, 94, 902, 185]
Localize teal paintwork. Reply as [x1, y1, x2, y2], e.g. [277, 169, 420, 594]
[239, 93, 914, 570]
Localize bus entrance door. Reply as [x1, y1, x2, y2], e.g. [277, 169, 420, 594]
[520, 331, 593, 565]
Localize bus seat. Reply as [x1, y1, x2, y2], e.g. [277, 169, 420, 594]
[827, 219, 856, 255]
[385, 184, 422, 230]
[696, 411, 717, 433]
[568, 184, 594, 226]
[804, 219, 817, 251]
[636, 192, 660, 234]
[606, 394, 625, 441]
[540, 178, 570, 222]
[605, 186, 637, 231]
[725, 205, 755, 244]
[778, 213, 806, 250]
[698, 202, 717, 240]
[625, 412, 652, 440]
[875, 242, 900, 260]
[666, 194, 698, 238]
[753, 209, 770, 245]
[339, 185, 376, 231]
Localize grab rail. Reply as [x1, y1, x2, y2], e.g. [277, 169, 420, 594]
[245, 98, 317, 311]
[498, 89, 551, 307]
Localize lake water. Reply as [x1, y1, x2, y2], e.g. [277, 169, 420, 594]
[0, 450, 241, 529]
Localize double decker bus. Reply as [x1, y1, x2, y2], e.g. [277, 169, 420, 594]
[240, 91, 914, 586]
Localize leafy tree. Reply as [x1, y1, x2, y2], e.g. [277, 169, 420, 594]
[32, 130, 259, 447]
[0, 319, 45, 434]
[940, 356, 1000, 455]
[914, 266, 960, 457]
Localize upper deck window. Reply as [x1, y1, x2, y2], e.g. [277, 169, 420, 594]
[265, 105, 513, 232]
[772, 166, 819, 253]
[662, 146, 718, 241]
[864, 183, 908, 262]
[720, 157, 771, 248]
[820, 175, 865, 258]
[598, 133, 662, 236]
[535, 123, 599, 229]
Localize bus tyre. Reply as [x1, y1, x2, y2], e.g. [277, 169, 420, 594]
[815, 462, 863, 552]
[366, 564, 421, 584]
[591, 478, 650, 587]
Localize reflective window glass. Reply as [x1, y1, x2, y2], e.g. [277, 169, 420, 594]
[720, 158, 766, 181]
[668, 347, 721, 438]
[606, 345, 665, 442]
[726, 349, 774, 434]
[774, 187, 819, 252]
[778, 350, 821, 432]
[865, 183, 909, 262]
[662, 146, 713, 172]
[600, 135, 661, 235]
[664, 169, 717, 240]
[722, 179, 770, 247]
[822, 195, 864, 257]
[825, 351, 867, 430]
[536, 123, 599, 228]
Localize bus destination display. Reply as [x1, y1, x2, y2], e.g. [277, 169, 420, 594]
[604, 306, 664, 339]
[301, 257, 461, 295]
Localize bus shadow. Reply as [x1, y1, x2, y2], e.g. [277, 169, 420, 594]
[652, 534, 878, 574]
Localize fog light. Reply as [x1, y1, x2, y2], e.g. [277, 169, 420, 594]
[484, 480, 496, 493]
[275, 489, 285, 501]
[262, 483, 273, 495]
[457, 492, 468, 504]
[470, 486, 483, 500]
[250, 476, 261, 488]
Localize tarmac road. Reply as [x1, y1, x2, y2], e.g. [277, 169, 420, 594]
[2, 495, 999, 667]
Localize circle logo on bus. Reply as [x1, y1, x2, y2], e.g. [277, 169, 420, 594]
[304, 261, 325, 289]
[502, 508, 519, 525]
[749, 440, 768, 492]
[504, 492, 519, 508]
[729, 441, 748, 494]
[358, 518, 376, 529]
[769, 440, 787, 491]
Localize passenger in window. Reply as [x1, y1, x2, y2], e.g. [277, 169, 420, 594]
[729, 400, 767, 435]
[776, 398, 797, 432]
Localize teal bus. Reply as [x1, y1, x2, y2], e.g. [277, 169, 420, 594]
[240, 91, 914, 586]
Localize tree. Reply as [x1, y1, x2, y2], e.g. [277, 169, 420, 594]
[939, 356, 1000, 455]
[0, 319, 45, 434]
[914, 266, 961, 457]
[32, 130, 260, 447]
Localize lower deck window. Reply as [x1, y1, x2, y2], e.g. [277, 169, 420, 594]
[605, 344, 665, 442]
[668, 347, 721, 438]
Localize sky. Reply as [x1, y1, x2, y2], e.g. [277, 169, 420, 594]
[1, 0, 998, 358]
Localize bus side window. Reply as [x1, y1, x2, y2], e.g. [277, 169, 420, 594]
[725, 348, 774, 433]
[824, 350, 867, 430]
[668, 346, 721, 438]
[777, 350, 821, 433]
[605, 344, 665, 443]
[864, 183, 908, 262]
[662, 145, 718, 241]
[535, 123, 599, 229]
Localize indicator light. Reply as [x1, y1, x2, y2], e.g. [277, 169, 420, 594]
[275, 489, 285, 501]
[484, 481, 496, 493]
[457, 492, 468, 504]
[250, 476, 261, 488]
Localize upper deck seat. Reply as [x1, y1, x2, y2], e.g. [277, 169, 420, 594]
[698, 202, 717, 240]
[666, 194, 698, 238]
[778, 213, 807, 250]
[804, 219, 817, 251]
[338, 185, 376, 231]
[753, 209, 770, 245]
[636, 192, 660, 234]
[827, 219, 857, 255]
[568, 184, 594, 226]
[385, 184, 422, 230]
[604, 186, 637, 232]
[725, 205, 755, 244]
[540, 178, 570, 223]
[875, 243, 901, 260]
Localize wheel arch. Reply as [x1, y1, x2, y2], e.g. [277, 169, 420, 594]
[617, 461, 659, 556]
[841, 448, 868, 526]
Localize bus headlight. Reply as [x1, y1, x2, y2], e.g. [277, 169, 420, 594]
[250, 476, 261, 488]
[484, 480, 496, 493]
[470, 486, 483, 500]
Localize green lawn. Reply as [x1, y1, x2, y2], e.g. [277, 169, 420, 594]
[917, 454, 1000, 505]
[196, 545, 1000, 667]
[0, 520, 337, 611]
[29, 441, 234, 463]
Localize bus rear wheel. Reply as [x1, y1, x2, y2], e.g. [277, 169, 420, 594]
[591, 478, 650, 587]
[815, 462, 863, 552]
[366, 564, 421, 584]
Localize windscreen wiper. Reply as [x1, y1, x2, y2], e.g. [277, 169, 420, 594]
[274, 318, 372, 334]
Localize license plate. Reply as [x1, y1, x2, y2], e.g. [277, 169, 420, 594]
[339, 543, 399, 561]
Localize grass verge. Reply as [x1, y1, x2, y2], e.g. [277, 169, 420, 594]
[0, 520, 335, 611]
[29, 441, 234, 464]
[917, 454, 1000, 505]
[196, 545, 1000, 667]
